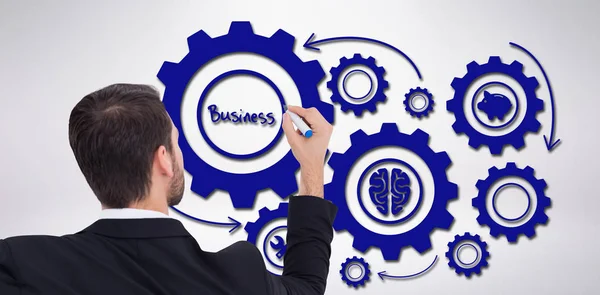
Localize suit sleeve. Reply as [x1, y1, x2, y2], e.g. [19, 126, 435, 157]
[265, 195, 337, 295]
[0, 240, 21, 294]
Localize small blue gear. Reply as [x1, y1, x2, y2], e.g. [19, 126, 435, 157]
[325, 123, 458, 261]
[340, 256, 371, 288]
[472, 162, 551, 242]
[326, 53, 389, 116]
[445, 232, 490, 277]
[245, 202, 288, 245]
[157, 22, 334, 208]
[446, 56, 544, 155]
[404, 87, 434, 118]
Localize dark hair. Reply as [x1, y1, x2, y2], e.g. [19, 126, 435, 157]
[68, 83, 173, 208]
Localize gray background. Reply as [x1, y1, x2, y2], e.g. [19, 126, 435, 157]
[0, 0, 598, 294]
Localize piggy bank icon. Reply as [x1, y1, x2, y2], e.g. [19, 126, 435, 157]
[477, 91, 513, 121]
[368, 167, 411, 216]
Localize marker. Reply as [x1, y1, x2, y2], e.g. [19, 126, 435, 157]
[284, 106, 313, 138]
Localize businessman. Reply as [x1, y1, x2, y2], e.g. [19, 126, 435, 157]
[0, 83, 337, 294]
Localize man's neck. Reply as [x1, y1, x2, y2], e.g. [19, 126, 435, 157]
[102, 198, 170, 215]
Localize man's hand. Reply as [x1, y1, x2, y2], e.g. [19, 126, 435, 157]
[281, 106, 333, 198]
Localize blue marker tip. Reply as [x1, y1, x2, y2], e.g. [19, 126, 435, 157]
[304, 130, 313, 138]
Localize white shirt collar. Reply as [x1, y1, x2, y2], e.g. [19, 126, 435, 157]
[99, 208, 172, 220]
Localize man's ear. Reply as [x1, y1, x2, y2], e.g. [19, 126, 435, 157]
[154, 145, 174, 177]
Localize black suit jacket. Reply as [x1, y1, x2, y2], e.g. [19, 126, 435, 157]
[0, 195, 337, 295]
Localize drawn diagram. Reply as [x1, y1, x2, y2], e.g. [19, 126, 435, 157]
[158, 22, 557, 289]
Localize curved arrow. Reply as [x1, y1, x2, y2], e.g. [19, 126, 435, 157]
[509, 41, 561, 151]
[378, 255, 438, 280]
[169, 206, 242, 233]
[304, 33, 422, 80]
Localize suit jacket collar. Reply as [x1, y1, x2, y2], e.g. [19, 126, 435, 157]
[79, 218, 191, 239]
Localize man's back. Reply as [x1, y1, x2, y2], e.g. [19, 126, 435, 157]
[0, 196, 337, 295]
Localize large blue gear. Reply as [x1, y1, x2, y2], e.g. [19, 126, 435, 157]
[445, 232, 490, 277]
[157, 22, 334, 208]
[446, 56, 544, 155]
[472, 162, 551, 242]
[326, 53, 389, 116]
[325, 123, 458, 261]
[340, 256, 371, 288]
[404, 87, 434, 118]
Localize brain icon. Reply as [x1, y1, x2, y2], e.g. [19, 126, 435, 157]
[368, 167, 412, 216]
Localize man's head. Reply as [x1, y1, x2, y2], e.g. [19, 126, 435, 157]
[68, 83, 184, 209]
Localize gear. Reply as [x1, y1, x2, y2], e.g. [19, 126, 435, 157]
[340, 256, 371, 288]
[445, 232, 490, 277]
[245, 202, 288, 245]
[472, 162, 551, 242]
[157, 22, 334, 208]
[326, 53, 389, 116]
[403, 87, 434, 118]
[446, 56, 544, 155]
[325, 123, 458, 261]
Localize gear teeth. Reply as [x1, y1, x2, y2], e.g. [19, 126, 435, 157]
[534, 98, 545, 111]
[475, 180, 485, 190]
[229, 188, 257, 208]
[270, 171, 298, 199]
[340, 104, 350, 112]
[537, 179, 548, 189]
[466, 61, 480, 72]
[468, 136, 483, 149]
[367, 103, 377, 112]
[506, 234, 519, 243]
[377, 66, 386, 75]
[353, 109, 365, 117]
[352, 238, 370, 252]
[450, 77, 463, 88]
[410, 129, 430, 144]
[350, 129, 369, 143]
[435, 151, 452, 170]
[527, 77, 540, 89]
[304, 60, 325, 83]
[512, 137, 526, 150]
[327, 153, 343, 170]
[438, 208, 455, 229]
[413, 237, 432, 253]
[451, 121, 465, 133]
[380, 122, 399, 134]
[506, 162, 517, 169]
[326, 79, 335, 89]
[524, 227, 536, 238]
[367, 56, 375, 63]
[157, 62, 179, 85]
[259, 207, 269, 215]
[380, 244, 402, 260]
[488, 56, 502, 64]
[228, 21, 254, 36]
[380, 80, 389, 89]
[488, 142, 504, 155]
[488, 166, 500, 175]
[190, 176, 215, 197]
[353, 53, 362, 59]
[340, 56, 348, 63]
[510, 60, 524, 72]
[187, 30, 212, 50]
[528, 119, 542, 132]
[523, 165, 534, 175]
[270, 29, 295, 50]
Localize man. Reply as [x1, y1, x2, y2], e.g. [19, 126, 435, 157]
[0, 83, 337, 294]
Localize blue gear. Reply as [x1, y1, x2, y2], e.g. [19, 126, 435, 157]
[244, 202, 288, 245]
[340, 256, 371, 288]
[326, 53, 389, 116]
[157, 22, 334, 208]
[244, 202, 288, 276]
[446, 56, 544, 155]
[325, 123, 458, 261]
[472, 162, 551, 242]
[445, 232, 490, 277]
[404, 87, 434, 118]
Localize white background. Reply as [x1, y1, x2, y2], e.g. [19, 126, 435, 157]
[0, 0, 598, 294]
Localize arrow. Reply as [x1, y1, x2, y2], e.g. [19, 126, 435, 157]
[509, 41, 561, 151]
[378, 255, 438, 281]
[170, 206, 242, 233]
[304, 33, 422, 80]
